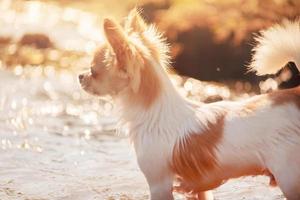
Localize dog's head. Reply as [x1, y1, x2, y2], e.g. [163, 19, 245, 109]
[79, 9, 169, 106]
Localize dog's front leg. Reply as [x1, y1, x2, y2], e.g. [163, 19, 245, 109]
[136, 154, 174, 199]
[140, 165, 174, 200]
[147, 176, 174, 200]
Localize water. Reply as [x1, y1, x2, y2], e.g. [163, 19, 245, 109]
[0, 68, 146, 200]
[0, 1, 285, 199]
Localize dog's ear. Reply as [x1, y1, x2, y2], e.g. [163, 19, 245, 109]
[125, 8, 147, 33]
[103, 18, 130, 65]
[103, 18, 142, 93]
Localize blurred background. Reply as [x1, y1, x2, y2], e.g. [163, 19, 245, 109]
[0, 0, 298, 199]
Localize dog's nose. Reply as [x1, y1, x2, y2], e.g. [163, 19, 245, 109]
[78, 74, 84, 81]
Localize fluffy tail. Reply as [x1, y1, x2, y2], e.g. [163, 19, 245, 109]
[249, 20, 300, 76]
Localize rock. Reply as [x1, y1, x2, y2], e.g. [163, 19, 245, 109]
[19, 34, 54, 49]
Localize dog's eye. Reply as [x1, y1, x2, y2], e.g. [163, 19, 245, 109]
[91, 68, 98, 78]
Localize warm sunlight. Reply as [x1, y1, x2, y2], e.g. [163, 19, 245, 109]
[0, 0, 299, 199]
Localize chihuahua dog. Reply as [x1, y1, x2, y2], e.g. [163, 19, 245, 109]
[79, 9, 300, 200]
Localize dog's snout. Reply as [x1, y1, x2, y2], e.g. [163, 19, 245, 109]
[78, 74, 84, 81]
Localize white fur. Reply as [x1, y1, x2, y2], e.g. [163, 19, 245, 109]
[218, 101, 300, 178]
[116, 20, 300, 199]
[117, 59, 228, 199]
[116, 60, 197, 199]
[118, 60, 300, 200]
[250, 20, 300, 75]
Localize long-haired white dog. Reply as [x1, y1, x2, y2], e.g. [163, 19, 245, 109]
[79, 10, 300, 200]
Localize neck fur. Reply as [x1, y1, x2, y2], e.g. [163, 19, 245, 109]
[116, 60, 197, 138]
